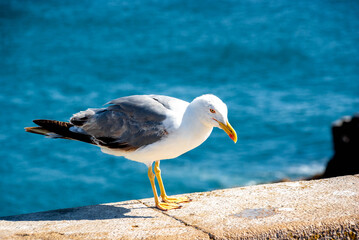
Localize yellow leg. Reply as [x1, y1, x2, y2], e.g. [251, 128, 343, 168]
[147, 164, 181, 211]
[154, 161, 191, 204]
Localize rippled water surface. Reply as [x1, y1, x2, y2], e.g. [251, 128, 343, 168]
[1, 0, 358, 216]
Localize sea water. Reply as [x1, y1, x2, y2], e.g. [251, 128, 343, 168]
[1, 0, 358, 217]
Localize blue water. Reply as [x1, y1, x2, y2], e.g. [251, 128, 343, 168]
[1, 0, 358, 217]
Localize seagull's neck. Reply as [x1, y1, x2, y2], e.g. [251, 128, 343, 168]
[177, 104, 213, 149]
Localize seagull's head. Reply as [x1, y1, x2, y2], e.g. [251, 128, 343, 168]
[192, 94, 237, 143]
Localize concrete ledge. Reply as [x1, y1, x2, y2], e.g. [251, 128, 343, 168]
[1, 175, 358, 239]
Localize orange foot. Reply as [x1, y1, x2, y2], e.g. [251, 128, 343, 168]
[156, 202, 182, 211]
[162, 196, 191, 204]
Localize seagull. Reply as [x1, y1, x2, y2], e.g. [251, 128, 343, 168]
[25, 94, 237, 210]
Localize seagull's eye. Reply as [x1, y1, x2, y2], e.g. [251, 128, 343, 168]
[210, 109, 216, 114]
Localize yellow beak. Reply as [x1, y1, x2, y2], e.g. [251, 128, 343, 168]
[218, 121, 237, 143]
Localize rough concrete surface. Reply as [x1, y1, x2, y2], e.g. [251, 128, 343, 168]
[1, 175, 358, 239]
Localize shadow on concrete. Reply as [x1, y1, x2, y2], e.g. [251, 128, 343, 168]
[1, 204, 153, 221]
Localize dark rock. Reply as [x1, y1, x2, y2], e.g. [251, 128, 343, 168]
[321, 113, 359, 178]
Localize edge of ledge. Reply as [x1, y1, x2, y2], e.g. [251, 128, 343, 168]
[1, 175, 358, 240]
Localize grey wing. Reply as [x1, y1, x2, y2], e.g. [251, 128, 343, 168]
[70, 95, 173, 151]
[107, 94, 181, 112]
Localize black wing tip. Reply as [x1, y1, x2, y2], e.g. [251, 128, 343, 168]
[33, 119, 58, 125]
[32, 119, 73, 128]
[27, 119, 94, 144]
[24, 126, 50, 135]
[33, 119, 47, 125]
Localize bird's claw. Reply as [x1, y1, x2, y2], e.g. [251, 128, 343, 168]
[162, 196, 191, 204]
[156, 202, 182, 211]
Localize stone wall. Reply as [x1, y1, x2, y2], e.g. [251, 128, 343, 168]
[1, 175, 358, 239]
